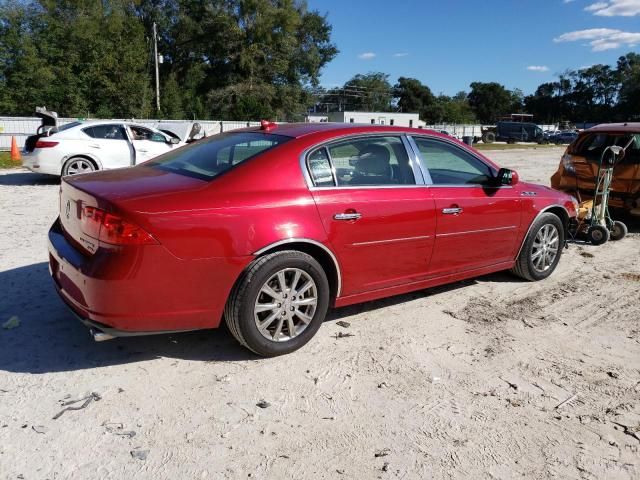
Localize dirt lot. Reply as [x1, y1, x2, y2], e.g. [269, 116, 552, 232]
[1, 147, 639, 479]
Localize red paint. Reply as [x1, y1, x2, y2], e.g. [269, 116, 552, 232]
[48, 123, 577, 335]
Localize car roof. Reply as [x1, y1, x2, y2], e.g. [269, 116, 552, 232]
[585, 123, 640, 133]
[233, 122, 440, 139]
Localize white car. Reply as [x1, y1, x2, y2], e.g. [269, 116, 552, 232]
[22, 112, 183, 176]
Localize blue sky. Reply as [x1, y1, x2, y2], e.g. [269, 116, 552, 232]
[306, 0, 640, 95]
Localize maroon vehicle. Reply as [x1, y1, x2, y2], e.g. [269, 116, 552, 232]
[48, 122, 577, 356]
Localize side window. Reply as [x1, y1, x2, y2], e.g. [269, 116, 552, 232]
[327, 136, 416, 186]
[131, 126, 165, 142]
[307, 148, 334, 187]
[413, 137, 494, 185]
[82, 125, 126, 140]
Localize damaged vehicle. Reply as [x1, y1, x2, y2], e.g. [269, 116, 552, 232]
[48, 122, 577, 356]
[22, 108, 183, 176]
[551, 123, 640, 216]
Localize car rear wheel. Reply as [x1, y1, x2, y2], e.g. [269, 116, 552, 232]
[511, 213, 564, 281]
[62, 157, 96, 176]
[225, 250, 330, 357]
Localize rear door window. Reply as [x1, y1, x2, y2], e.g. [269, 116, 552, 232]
[150, 132, 291, 181]
[83, 125, 127, 140]
[324, 136, 416, 186]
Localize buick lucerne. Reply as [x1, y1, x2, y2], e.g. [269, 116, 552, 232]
[49, 122, 577, 356]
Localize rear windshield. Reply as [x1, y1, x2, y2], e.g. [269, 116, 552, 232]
[149, 132, 292, 180]
[575, 132, 640, 164]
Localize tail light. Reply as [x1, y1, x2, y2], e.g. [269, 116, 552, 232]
[80, 206, 157, 245]
[35, 140, 59, 148]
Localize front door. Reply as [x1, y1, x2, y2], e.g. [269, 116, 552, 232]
[127, 125, 174, 164]
[306, 135, 436, 296]
[410, 136, 522, 276]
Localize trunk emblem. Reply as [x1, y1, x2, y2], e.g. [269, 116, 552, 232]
[65, 200, 71, 219]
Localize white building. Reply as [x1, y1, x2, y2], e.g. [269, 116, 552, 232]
[326, 111, 424, 128]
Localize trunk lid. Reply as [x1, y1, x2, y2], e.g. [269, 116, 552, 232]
[60, 165, 209, 254]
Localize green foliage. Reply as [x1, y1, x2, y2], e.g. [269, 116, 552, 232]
[320, 72, 393, 112]
[467, 82, 513, 124]
[394, 77, 435, 116]
[525, 53, 640, 123]
[0, 0, 337, 120]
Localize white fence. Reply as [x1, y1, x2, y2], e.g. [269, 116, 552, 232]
[0, 116, 561, 150]
[424, 124, 558, 138]
[0, 117, 262, 150]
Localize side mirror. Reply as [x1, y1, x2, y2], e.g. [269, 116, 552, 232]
[169, 137, 180, 145]
[497, 168, 519, 186]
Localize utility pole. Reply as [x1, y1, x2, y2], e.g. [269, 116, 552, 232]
[153, 22, 160, 113]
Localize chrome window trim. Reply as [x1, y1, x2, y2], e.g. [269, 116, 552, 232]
[405, 135, 433, 184]
[408, 135, 499, 186]
[299, 133, 427, 189]
[253, 238, 343, 298]
[515, 204, 570, 258]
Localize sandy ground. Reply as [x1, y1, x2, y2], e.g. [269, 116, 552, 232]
[0, 147, 639, 479]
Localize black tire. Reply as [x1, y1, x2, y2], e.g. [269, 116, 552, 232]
[609, 221, 627, 241]
[587, 225, 609, 245]
[224, 250, 330, 357]
[511, 212, 565, 281]
[482, 132, 496, 144]
[62, 157, 97, 176]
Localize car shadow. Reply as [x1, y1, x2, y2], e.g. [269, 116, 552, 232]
[0, 171, 60, 186]
[0, 262, 541, 374]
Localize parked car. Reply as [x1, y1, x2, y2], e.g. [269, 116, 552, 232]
[22, 111, 182, 176]
[482, 121, 544, 144]
[551, 123, 640, 216]
[549, 130, 579, 145]
[48, 122, 577, 356]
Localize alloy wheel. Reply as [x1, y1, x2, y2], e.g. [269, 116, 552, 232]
[254, 268, 318, 342]
[531, 224, 559, 273]
[65, 159, 94, 175]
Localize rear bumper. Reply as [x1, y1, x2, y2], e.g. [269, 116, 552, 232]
[22, 150, 62, 176]
[48, 218, 250, 334]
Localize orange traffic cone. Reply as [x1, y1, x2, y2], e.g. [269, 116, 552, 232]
[10, 136, 21, 162]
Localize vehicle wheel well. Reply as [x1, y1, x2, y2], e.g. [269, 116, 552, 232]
[255, 242, 339, 303]
[63, 155, 99, 173]
[544, 206, 569, 234]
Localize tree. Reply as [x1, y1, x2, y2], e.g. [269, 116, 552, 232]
[393, 77, 435, 116]
[467, 82, 512, 123]
[0, 0, 337, 120]
[319, 72, 393, 112]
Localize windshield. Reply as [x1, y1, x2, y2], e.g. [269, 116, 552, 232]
[149, 131, 292, 181]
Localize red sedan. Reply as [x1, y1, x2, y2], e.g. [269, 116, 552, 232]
[49, 122, 577, 356]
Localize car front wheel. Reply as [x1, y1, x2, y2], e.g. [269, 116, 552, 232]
[511, 213, 565, 281]
[225, 250, 330, 357]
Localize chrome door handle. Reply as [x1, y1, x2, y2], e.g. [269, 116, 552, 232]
[442, 207, 463, 215]
[88, 144, 100, 149]
[334, 212, 362, 221]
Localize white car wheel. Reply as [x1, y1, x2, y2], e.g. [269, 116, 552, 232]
[63, 157, 96, 176]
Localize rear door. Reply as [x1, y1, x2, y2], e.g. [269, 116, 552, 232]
[81, 124, 132, 169]
[306, 135, 436, 296]
[410, 136, 522, 276]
